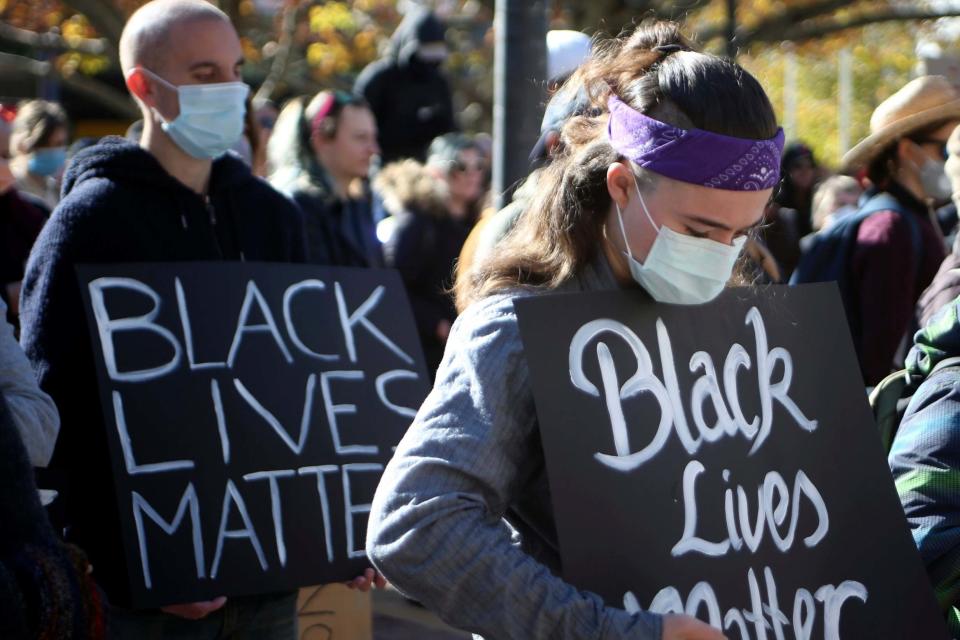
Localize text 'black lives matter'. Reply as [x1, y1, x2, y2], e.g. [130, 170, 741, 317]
[514, 284, 948, 639]
[77, 262, 430, 608]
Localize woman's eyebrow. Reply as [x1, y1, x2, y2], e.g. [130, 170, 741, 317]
[680, 213, 734, 232]
[680, 213, 759, 235]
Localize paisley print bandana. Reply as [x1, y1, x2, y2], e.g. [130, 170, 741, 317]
[606, 95, 785, 191]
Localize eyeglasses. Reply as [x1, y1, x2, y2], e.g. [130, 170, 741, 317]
[914, 137, 950, 161]
[450, 158, 485, 173]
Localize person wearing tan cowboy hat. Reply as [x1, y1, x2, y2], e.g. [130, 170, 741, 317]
[917, 123, 960, 328]
[840, 75, 960, 386]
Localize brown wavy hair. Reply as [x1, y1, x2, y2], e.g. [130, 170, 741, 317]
[454, 20, 778, 312]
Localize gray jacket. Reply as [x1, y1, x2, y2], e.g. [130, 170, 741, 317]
[366, 258, 663, 639]
[1, 298, 59, 466]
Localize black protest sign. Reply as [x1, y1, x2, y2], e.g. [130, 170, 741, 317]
[514, 284, 948, 639]
[77, 262, 430, 608]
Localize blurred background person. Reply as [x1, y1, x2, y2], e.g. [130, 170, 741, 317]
[250, 98, 279, 177]
[9, 100, 69, 215]
[0, 392, 102, 640]
[459, 30, 592, 281]
[232, 95, 268, 177]
[811, 174, 863, 231]
[0, 155, 45, 328]
[759, 198, 803, 280]
[0, 111, 47, 328]
[775, 141, 819, 236]
[378, 133, 484, 375]
[918, 123, 960, 328]
[354, 6, 455, 164]
[839, 75, 959, 385]
[269, 90, 382, 266]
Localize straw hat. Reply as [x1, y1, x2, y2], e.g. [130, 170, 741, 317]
[841, 75, 960, 173]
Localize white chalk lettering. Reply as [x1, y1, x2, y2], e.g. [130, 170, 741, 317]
[131, 484, 204, 589]
[234, 374, 316, 455]
[568, 319, 672, 471]
[322, 371, 378, 456]
[298, 465, 338, 563]
[210, 479, 268, 579]
[673, 461, 830, 558]
[335, 282, 413, 365]
[175, 277, 226, 371]
[227, 280, 294, 368]
[376, 370, 421, 420]
[283, 279, 339, 362]
[568, 308, 817, 472]
[747, 308, 818, 455]
[672, 460, 730, 557]
[637, 566, 867, 640]
[815, 582, 868, 640]
[88, 277, 182, 382]
[342, 463, 383, 559]
[243, 470, 296, 567]
[211, 379, 230, 465]
[113, 390, 194, 475]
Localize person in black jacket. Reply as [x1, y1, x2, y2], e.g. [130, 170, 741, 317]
[268, 91, 383, 267]
[354, 6, 455, 164]
[19, 0, 308, 635]
[0, 391, 105, 639]
[378, 134, 483, 375]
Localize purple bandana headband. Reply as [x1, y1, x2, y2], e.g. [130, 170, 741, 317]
[607, 95, 785, 191]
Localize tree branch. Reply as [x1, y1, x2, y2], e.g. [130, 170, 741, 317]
[698, 0, 857, 42]
[61, 73, 139, 118]
[60, 0, 125, 45]
[0, 51, 138, 118]
[0, 22, 114, 59]
[0, 50, 51, 75]
[253, 0, 303, 106]
[757, 5, 960, 44]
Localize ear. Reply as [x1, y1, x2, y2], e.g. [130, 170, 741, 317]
[896, 138, 920, 167]
[606, 161, 634, 211]
[125, 68, 153, 106]
[544, 130, 560, 156]
[309, 129, 326, 156]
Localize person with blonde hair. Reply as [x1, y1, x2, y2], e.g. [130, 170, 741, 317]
[367, 20, 784, 640]
[378, 133, 484, 375]
[811, 174, 862, 231]
[9, 100, 69, 213]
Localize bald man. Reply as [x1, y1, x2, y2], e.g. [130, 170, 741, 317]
[19, 1, 308, 636]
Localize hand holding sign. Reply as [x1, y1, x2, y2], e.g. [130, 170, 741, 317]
[663, 615, 728, 640]
[161, 597, 228, 620]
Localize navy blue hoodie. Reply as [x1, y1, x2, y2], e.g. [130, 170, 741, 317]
[353, 8, 456, 163]
[18, 136, 307, 604]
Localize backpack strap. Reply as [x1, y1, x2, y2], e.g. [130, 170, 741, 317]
[931, 355, 960, 376]
[874, 356, 960, 453]
[856, 193, 924, 283]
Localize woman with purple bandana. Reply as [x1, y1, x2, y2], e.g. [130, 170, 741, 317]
[367, 21, 783, 640]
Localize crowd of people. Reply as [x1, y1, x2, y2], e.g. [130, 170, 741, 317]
[5, 0, 960, 638]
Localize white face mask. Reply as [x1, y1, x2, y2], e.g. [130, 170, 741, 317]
[919, 157, 953, 203]
[142, 68, 250, 160]
[614, 177, 746, 305]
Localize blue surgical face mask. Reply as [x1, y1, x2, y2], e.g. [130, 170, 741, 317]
[614, 176, 745, 305]
[28, 147, 67, 177]
[142, 68, 250, 160]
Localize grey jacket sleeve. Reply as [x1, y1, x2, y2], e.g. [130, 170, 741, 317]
[0, 297, 59, 466]
[366, 294, 663, 640]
